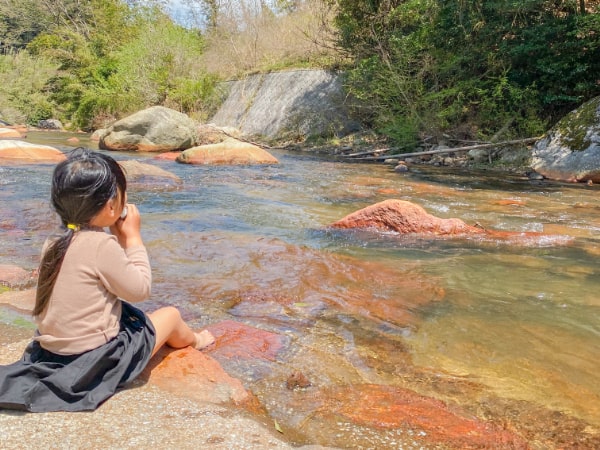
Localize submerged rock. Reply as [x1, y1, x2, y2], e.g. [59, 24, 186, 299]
[117, 159, 181, 189]
[301, 384, 528, 448]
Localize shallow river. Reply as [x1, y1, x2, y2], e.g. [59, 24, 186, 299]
[1, 131, 599, 448]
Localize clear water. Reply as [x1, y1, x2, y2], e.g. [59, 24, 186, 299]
[1, 131, 599, 446]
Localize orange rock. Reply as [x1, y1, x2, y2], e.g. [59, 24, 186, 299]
[321, 384, 527, 448]
[154, 151, 181, 161]
[494, 198, 526, 206]
[143, 346, 250, 404]
[0, 128, 23, 138]
[330, 199, 484, 235]
[117, 159, 181, 183]
[330, 199, 573, 247]
[206, 320, 286, 361]
[0, 141, 66, 164]
[177, 138, 279, 165]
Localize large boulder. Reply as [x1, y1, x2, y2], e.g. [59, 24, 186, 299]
[0, 140, 66, 164]
[176, 137, 279, 165]
[99, 106, 199, 152]
[330, 199, 484, 236]
[531, 96, 600, 182]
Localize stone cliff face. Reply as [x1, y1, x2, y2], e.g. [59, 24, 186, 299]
[210, 69, 361, 141]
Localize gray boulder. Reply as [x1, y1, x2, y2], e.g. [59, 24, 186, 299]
[99, 106, 199, 152]
[531, 96, 600, 182]
[37, 119, 63, 130]
[210, 69, 361, 141]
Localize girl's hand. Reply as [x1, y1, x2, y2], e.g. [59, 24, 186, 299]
[110, 203, 144, 248]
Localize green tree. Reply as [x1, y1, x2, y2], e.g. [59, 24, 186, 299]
[331, 0, 600, 146]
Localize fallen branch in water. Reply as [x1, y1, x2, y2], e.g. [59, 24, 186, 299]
[345, 137, 540, 161]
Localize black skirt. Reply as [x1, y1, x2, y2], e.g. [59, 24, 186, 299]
[0, 301, 156, 412]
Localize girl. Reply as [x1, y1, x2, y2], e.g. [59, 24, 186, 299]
[0, 148, 214, 412]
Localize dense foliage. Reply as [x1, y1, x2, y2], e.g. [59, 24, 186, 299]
[0, 0, 220, 129]
[332, 0, 600, 145]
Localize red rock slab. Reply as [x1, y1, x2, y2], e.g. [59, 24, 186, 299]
[205, 320, 286, 362]
[176, 138, 279, 165]
[330, 199, 484, 236]
[321, 384, 527, 448]
[143, 346, 250, 404]
[0, 140, 66, 164]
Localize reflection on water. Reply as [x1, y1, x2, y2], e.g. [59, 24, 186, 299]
[1, 132, 600, 447]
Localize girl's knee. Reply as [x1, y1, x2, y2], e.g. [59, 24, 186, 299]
[160, 306, 182, 322]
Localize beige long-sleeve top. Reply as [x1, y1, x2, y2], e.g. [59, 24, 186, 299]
[34, 228, 151, 355]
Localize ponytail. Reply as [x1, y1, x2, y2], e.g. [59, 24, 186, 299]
[33, 228, 76, 316]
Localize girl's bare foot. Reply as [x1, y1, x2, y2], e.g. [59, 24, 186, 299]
[194, 330, 215, 350]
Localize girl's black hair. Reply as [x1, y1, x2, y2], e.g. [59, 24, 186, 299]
[34, 148, 127, 316]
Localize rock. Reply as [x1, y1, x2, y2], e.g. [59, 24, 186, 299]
[211, 69, 361, 140]
[206, 320, 286, 362]
[154, 151, 180, 161]
[176, 137, 279, 165]
[99, 106, 199, 152]
[468, 148, 490, 163]
[117, 160, 181, 186]
[531, 96, 600, 182]
[0, 338, 298, 449]
[0, 128, 23, 138]
[330, 199, 484, 236]
[90, 128, 109, 141]
[286, 371, 311, 390]
[37, 119, 63, 130]
[303, 384, 527, 448]
[0, 140, 66, 164]
[142, 346, 250, 404]
[197, 124, 240, 145]
[329, 199, 573, 247]
[393, 163, 409, 173]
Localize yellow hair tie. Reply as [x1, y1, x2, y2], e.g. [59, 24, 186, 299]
[66, 223, 80, 231]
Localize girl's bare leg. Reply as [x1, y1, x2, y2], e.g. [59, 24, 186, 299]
[147, 306, 215, 357]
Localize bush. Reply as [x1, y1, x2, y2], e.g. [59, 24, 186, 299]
[0, 51, 60, 125]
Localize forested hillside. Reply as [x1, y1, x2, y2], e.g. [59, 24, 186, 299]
[0, 0, 598, 148]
